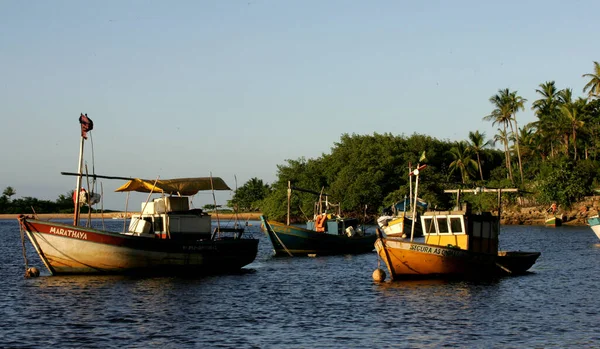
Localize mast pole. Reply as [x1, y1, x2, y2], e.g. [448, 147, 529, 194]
[410, 168, 419, 242]
[210, 174, 221, 236]
[409, 164, 426, 242]
[287, 181, 291, 225]
[73, 135, 85, 226]
[408, 162, 413, 212]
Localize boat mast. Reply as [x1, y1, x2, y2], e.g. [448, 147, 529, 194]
[210, 174, 221, 236]
[409, 164, 426, 241]
[287, 181, 291, 225]
[73, 113, 93, 226]
[73, 134, 85, 226]
[408, 162, 413, 213]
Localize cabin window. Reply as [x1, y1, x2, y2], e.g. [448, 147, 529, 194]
[436, 217, 450, 234]
[153, 217, 164, 232]
[449, 217, 464, 234]
[423, 217, 437, 234]
[472, 221, 482, 237]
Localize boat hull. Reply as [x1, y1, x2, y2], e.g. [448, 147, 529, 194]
[20, 218, 259, 275]
[379, 215, 422, 238]
[588, 216, 600, 240]
[545, 216, 562, 227]
[375, 238, 540, 280]
[260, 216, 376, 256]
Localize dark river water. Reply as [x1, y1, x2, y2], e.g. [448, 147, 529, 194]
[1, 219, 599, 348]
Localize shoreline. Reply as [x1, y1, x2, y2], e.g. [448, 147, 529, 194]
[0, 212, 263, 221]
[0, 212, 589, 226]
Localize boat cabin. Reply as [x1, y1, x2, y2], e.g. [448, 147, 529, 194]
[420, 207, 499, 254]
[306, 215, 362, 237]
[128, 196, 212, 240]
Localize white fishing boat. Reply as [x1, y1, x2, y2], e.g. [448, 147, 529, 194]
[18, 114, 258, 275]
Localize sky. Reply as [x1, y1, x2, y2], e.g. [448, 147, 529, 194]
[1, 0, 599, 210]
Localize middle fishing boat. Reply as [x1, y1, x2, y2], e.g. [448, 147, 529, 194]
[260, 182, 376, 256]
[375, 165, 540, 280]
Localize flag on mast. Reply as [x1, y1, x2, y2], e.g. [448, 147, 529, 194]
[79, 113, 93, 139]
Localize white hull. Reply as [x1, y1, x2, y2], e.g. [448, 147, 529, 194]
[27, 231, 197, 273]
[21, 218, 258, 275]
[590, 224, 600, 240]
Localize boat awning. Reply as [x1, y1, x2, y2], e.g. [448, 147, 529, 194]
[115, 177, 231, 195]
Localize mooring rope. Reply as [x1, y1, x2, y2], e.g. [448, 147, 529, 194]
[266, 220, 293, 257]
[18, 219, 30, 276]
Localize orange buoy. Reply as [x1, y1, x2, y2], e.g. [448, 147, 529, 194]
[372, 268, 386, 282]
[26, 267, 40, 278]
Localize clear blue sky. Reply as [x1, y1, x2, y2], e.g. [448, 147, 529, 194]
[1, 0, 599, 210]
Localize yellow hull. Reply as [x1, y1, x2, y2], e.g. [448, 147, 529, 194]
[376, 238, 499, 279]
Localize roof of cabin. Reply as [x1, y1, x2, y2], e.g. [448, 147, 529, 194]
[115, 177, 231, 195]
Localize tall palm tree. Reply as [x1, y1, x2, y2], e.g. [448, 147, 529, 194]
[556, 88, 576, 156]
[2, 186, 16, 199]
[582, 61, 600, 99]
[517, 124, 538, 160]
[467, 130, 492, 181]
[492, 128, 514, 182]
[448, 141, 477, 184]
[560, 97, 588, 160]
[484, 88, 526, 184]
[506, 90, 527, 185]
[531, 81, 561, 158]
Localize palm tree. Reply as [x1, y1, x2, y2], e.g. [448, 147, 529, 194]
[2, 186, 16, 199]
[560, 97, 588, 160]
[582, 61, 600, 99]
[556, 88, 576, 156]
[517, 124, 538, 160]
[484, 88, 526, 184]
[506, 90, 527, 185]
[531, 81, 561, 158]
[467, 130, 492, 181]
[492, 128, 513, 182]
[448, 141, 477, 184]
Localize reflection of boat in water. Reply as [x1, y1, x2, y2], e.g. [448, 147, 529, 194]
[587, 215, 600, 241]
[375, 165, 540, 280]
[18, 115, 258, 275]
[260, 182, 376, 257]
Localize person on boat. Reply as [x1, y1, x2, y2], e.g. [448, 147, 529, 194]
[546, 202, 558, 214]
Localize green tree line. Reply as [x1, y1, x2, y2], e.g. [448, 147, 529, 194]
[0, 187, 96, 214]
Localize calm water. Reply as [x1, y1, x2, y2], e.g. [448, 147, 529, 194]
[1, 219, 599, 348]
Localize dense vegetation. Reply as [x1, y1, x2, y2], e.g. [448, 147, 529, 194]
[0, 187, 97, 214]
